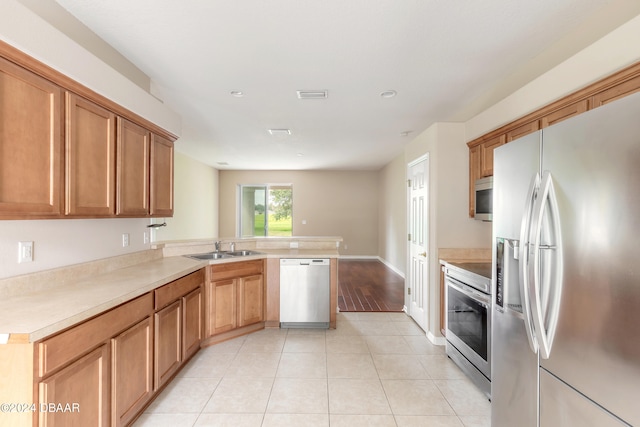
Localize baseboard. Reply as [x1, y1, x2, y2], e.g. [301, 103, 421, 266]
[428, 331, 446, 346]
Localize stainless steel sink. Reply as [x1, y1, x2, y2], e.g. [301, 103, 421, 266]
[186, 252, 232, 260]
[227, 250, 263, 257]
[185, 250, 263, 260]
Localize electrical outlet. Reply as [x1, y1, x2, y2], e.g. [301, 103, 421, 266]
[18, 241, 34, 263]
[122, 233, 130, 247]
[143, 231, 149, 244]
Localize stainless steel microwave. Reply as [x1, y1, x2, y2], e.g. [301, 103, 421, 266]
[474, 177, 493, 221]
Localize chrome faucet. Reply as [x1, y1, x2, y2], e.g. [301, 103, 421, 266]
[215, 241, 221, 252]
[230, 242, 236, 252]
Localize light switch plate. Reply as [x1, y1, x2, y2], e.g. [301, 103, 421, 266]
[122, 233, 130, 247]
[18, 241, 33, 263]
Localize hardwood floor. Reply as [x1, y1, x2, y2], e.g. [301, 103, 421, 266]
[338, 259, 404, 312]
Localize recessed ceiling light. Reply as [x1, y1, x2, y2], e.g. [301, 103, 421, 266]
[400, 131, 413, 137]
[217, 161, 229, 166]
[381, 90, 397, 98]
[297, 90, 328, 99]
[268, 129, 292, 136]
[296, 153, 304, 157]
[230, 90, 244, 97]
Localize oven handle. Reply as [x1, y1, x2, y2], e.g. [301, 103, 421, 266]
[445, 276, 490, 307]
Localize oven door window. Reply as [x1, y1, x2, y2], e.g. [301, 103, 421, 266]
[447, 285, 488, 361]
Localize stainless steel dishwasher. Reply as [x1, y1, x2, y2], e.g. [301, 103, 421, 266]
[280, 258, 330, 328]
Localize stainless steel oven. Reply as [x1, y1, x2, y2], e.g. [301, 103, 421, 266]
[443, 262, 492, 398]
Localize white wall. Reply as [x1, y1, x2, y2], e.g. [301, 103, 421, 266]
[377, 155, 407, 272]
[466, 13, 640, 140]
[154, 152, 219, 242]
[218, 170, 378, 256]
[0, 0, 180, 135]
[0, 218, 150, 279]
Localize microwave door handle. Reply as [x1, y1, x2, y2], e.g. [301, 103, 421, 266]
[519, 173, 540, 354]
[529, 171, 563, 360]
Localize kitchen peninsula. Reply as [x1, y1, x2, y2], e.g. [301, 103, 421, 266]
[0, 236, 341, 427]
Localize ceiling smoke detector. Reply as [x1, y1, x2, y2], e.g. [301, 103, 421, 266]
[296, 90, 328, 99]
[268, 129, 292, 136]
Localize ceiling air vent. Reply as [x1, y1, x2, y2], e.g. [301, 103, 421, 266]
[296, 90, 328, 99]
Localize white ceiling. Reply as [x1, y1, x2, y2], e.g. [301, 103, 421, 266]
[52, 0, 639, 170]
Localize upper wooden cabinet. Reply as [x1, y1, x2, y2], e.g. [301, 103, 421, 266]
[0, 56, 64, 218]
[479, 134, 506, 178]
[65, 93, 117, 216]
[116, 123, 175, 217]
[591, 74, 640, 108]
[151, 134, 174, 217]
[541, 99, 588, 128]
[117, 118, 151, 216]
[0, 43, 177, 220]
[467, 61, 640, 217]
[506, 120, 540, 143]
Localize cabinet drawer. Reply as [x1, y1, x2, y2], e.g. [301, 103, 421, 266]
[38, 293, 153, 378]
[210, 260, 264, 281]
[155, 269, 204, 310]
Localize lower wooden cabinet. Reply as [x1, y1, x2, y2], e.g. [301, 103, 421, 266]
[209, 278, 237, 335]
[239, 275, 264, 327]
[183, 287, 203, 359]
[112, 317, 153, 427]
[31, 268, 205, 427]
[206, 260, 265, 340]
[154, 301, 181, 389]
[38, 344, 110, 427]
[153, 270, 204, 390]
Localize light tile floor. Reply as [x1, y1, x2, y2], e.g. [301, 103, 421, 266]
[133, 312, 490, 427]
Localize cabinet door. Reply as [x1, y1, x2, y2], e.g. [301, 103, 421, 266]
[112, 317, 153, 427]
[207, 279, 237, 335]
[480, 134, 505, 177]
[238, 274, 264, 327]
[183, 287, 203, 359]
[65, 92, 116, 216]
[39, 344, 110, 427]
[541, 99, 588, 128]
[0, 56, 64, 218]
[468, 145, 481, 218]
[591, 74, 640, 108]
[154, 300, 182, 389]
[150, 134, 174, 217]
[506, 120, 540, 142]
[116, 117, 150, 216]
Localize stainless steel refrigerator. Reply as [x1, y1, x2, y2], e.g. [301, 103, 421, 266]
[492, 91, 640, 427]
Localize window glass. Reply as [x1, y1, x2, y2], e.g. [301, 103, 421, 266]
[239, 185, 292, 237]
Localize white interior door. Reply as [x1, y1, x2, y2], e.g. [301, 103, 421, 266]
[407, 156, 429, 331]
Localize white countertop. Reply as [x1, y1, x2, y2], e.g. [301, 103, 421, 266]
[0, 247, 339, 344]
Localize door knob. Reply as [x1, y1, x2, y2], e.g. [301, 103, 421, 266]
[419, 252, 427, 257]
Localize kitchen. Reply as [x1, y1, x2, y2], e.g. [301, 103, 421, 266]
[1, 1, 640, 426]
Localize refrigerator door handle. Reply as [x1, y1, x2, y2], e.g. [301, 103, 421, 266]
[519, 172, 540, 354]
[528, 171, 563, 360]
